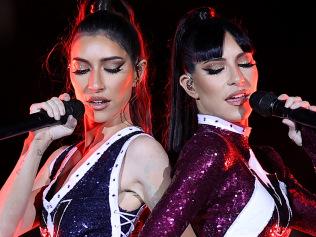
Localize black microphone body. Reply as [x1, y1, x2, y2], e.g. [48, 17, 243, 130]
[0, 99, 85, 141]
[250, 91, 316, 129]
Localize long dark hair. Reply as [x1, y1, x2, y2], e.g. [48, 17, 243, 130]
[168, 7, 254, 156]
[46, 0, 152, 134]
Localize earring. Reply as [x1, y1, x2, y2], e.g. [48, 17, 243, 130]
[186, 74, 200, 100]
[186, 74, 194, 91]
[132, 62, 141, 87]
[132, 78, 139, 88]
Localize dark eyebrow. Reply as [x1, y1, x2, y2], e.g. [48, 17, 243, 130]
[202, 52, 251, 64]
[72, 56, 124, 63]
[100, 56, 124, 62]
[236, 52, 252, 59]
[202, 58, 225, 64]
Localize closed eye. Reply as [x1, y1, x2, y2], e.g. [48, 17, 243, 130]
[239, 62, 256, 68]
[104, 62, 125, 74]
[72, 68, 90, 75]
[105, 67, 123, 74]
[203, 68, 224, 75]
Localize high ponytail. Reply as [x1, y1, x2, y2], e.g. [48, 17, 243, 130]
[70, 0, 152, 133]
[168, 6, 254, 156]
[89, 0, 111, 13]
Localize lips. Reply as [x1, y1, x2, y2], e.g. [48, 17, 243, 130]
[86, 97, 111, 111]
[225, 91, 250, 106]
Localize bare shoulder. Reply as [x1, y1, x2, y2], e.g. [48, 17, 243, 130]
[125, 134, 169, 167]
[123, 134, 171, 209]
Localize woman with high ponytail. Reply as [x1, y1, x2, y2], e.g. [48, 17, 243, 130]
[140, 6, 316, 237]
[0, 1, 171, 236]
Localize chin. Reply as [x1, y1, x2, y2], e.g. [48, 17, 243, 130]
[226, 111, 249, 126]
[85, 111, 109, 125]
[93, 114, 112, 124]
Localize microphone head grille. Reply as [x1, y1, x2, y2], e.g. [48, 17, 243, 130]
[65, 99, 85, 120]
[249, 91, 277, 117]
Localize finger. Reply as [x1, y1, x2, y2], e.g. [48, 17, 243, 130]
[282, 118, 296, 129]
[284, 96, 302, 108]
[29, 103, 43, 114]
[43, 101, 54, 118]
[278, 94, 289, 101]
[284, 97, 294, 108]
[51, 97, 66, 116]
[310, 105, 316, 112]
[282, 119, 303, 146]
[288, 129, 302, 146]
[46, 98, 62, 120]
[290, 100, 310, 110]
[65, 115, 77, 130]
[59, 93, 71, 101]
[30, 102, 54, 117]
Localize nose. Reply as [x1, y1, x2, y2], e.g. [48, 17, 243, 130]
[228, 66, 247, 86]
[88, 69, 105, 92]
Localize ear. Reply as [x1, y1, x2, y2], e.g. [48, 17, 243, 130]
[179, 74, 199, 99]
[133, 59, 147, 87]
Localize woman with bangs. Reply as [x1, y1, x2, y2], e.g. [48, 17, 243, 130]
[140, 7, 316, 237]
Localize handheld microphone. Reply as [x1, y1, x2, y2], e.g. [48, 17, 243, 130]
[249, 91, 316, 129]
[0, 99, 85, 141]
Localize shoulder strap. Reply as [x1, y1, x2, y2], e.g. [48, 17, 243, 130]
[49, 145, 76, 181]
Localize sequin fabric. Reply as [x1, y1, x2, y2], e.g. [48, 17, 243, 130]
[302, 126, 316, 168]
[39, 130, 143, 237]
[140, 123, 316, 237]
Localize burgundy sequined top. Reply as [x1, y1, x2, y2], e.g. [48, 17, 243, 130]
[140, 115, 316, 237]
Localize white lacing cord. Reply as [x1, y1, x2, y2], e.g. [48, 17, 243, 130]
[114, 210, 137, 237]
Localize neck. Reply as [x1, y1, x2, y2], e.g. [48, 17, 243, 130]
[197, 114, 251, 137]
[232, 119, 248, 128]
[83, 115, 133, 153]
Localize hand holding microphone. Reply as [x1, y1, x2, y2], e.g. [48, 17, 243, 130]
[250, 91, 316, 146]
[0, 93, 85, 141]
[277, 94, 316, 146]
[29, 93, 81, 141]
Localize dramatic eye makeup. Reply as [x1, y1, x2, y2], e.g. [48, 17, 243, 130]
[69, 57, 126, 75]
[69, 61, 90, 75]
[237, 53, 256, 68]
[102, 60, 125, 74]
[202, 59, 225, 75]
[200, 52, 256, 75]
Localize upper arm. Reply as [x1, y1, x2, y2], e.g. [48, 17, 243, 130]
[139, 134, 226, 237]
[254, 145, 316, 235]
[301, 126, 316, 168]
[286, 173, 316, 235]
[124, 135, 171, 210]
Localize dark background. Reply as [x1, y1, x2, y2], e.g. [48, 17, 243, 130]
[0, 0, 315, 236]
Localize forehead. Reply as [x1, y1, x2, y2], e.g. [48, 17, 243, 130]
[70, 34, 128, 60]
[222, 32, 244, 58]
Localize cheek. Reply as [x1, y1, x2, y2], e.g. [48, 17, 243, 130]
[70, 76, 87, 97]
[252, 70, 259, 87]
[244, 68, 259, 88]
[112, 73, 134, 99]
[196, 79, 225, 113]
[198, 77, 224, 99]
